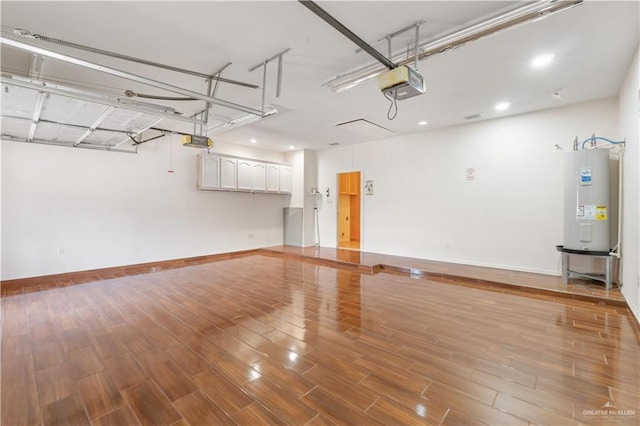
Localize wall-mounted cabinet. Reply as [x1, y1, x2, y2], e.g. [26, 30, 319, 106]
[339, 171, 360, 195]
[198, 154, 291, 194]
[237, 160, 253, 191]
[199, 155, 220, 190]
[252, 162, 267, 192]
[220, 158, 237, 190]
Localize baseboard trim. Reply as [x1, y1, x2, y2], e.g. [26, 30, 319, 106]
[0, 249, 259, 290]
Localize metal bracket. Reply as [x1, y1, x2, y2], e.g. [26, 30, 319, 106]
[249, 48, 291, 101]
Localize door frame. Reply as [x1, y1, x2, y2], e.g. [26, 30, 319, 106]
[336, 170, 363, 251]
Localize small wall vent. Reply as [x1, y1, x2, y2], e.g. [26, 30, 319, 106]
[464, 113, 482, 120]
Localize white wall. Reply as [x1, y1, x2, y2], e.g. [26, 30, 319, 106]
[1, 136, 287, 280]
[618, 45, 640, 322]
[317, 98, 619, 275]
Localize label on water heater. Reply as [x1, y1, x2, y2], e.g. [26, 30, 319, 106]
[579, 167, 592, 185]
[596, 205, 607, 220]
[579, 204, 607, 220]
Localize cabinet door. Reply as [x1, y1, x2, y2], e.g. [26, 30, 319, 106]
[199, 155, 220, 190]
[237, 160, 253, 191]
[349, 172, 360, 195]
[220, 158, 237, 190]
[252, 162, 267, 192]
[266, 164, 280, 192]
[279, 166, 292, 194]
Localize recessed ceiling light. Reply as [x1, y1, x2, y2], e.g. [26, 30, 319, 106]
[418, 121, 428, 126]
[532, 53, 554, 68]
[495, 102, 511, 111]
[288, 145, 295, 150]
[250, 138, 257, 144]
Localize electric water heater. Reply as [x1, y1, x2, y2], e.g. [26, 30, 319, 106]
[563, 148, 610, 252]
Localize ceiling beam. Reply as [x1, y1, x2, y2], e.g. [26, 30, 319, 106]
[298, 0, 396, 70]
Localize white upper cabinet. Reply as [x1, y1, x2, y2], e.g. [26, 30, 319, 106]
[237, 160, 253, 191]
[199, 155, 220, 189]
[198, 154, 290, 194]
[279, 165, 292, 194]
[252, 162, 267, 192]
[266, 164, 280, 193]
[220, 158, 237, 190]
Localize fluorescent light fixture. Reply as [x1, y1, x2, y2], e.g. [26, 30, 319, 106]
[250, 138, 257, 144]
[324, 0, 582, 92]
[288, 145, 295, 150]
[495, 102, 511, 111]
[418, 121, 428, 126]
[207, 105, 278, 135]
[532, 53, 554, 68]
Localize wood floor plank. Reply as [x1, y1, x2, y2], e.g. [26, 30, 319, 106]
[300, 386, 383, 425]
[493, 392, 576, 425]
[258, 342, 316, 375]
[359, 373, 433, 414]
[1, 382, 42, 426]
[231, 401, 288, 426]
[42, 393, 91, 426]
[424, 382, 529, 426]
[145, 359, 198, 402]
[243, 377, 317, 424]
[440, 409, 489, 426]
[365, 396, 436, 425]
[173, 390, 236, 426]
[92, 405, 141, 426]
[251, 356, 315, 397]
[103, 352, 149, 390]
[2, 334, 32, 361]
[192, 366, 254, 414]
[164, 344, 210, 376]
[35, 362, 76, 406]
[66, 346, 105, 379]
[76, 371, 125, 419]
[92, 332, 128, 359]
[303, 364, 379, 411]
[122, 381, 182, 426]
[2, 354, 36, 389]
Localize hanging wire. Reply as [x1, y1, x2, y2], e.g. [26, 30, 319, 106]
[384, 89, 398, 120]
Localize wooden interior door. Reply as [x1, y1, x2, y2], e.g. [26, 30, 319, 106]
[337, 171, 361, 250]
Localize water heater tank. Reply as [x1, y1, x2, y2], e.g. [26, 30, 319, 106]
[563, 149, 610, 252]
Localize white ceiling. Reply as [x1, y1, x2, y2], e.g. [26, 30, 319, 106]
[1, 1, 638, 152]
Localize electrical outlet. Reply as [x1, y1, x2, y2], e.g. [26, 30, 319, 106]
[58, 248, 65, 255]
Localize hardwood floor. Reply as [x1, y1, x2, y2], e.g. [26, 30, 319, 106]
[2, 254, 639, 425]
[264, 246, 627, 304]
